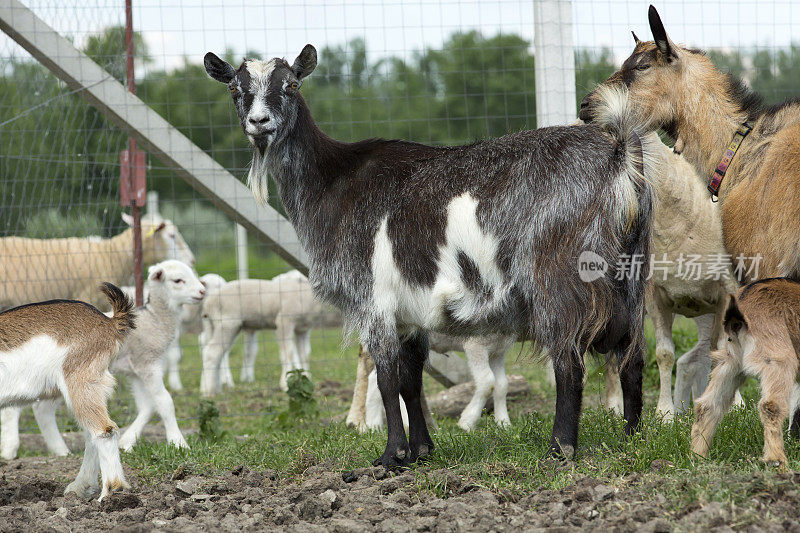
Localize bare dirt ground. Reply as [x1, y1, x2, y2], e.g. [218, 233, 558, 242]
[2, 456, 800, 532]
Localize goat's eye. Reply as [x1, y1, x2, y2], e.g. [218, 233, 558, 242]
[288, 81, 299, 91]
[230, 86, 239, 95]
[635, 64, 651, 71]
[173, 279, 184, 284]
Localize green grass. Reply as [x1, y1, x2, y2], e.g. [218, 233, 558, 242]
[17, 313, 791, 507]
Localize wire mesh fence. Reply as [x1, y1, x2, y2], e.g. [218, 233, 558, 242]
[2, 0, 800, 441]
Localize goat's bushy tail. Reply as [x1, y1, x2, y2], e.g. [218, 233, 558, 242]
[589, 85, 656, 367]
[99, 282, 136, 336]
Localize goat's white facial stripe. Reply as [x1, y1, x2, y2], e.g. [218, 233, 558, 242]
[244, 59, 277, 137]
[370, 192, 507, 330]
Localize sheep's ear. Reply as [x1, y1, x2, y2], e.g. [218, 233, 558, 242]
[648, 5, 679, 61]
[204, 52, 236, 83]
[121, 212, 133, 226]
[291, 44, 317, 80]
[155, 222, 167, 233]
[148, 267, 164, 282]
[724, 294, 747, 336]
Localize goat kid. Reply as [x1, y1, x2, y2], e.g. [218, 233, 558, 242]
[0, 284, 135, 500]
[691, 278, 800, 468]
[206, 47, 656, 466]
[7, 261, 205, 455]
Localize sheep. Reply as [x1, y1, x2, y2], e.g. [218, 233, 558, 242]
[205, 47, 656, 465]
[0, 212, 195, 309]
[0, 283, 135, 500]
[4, 260, 206, 455]
[199, 270, 342, 397]
[160, 273, 228, 392]
[0, 213, 195, 460]
[350, 333, 515, 432]
[691, 278, 800, 468]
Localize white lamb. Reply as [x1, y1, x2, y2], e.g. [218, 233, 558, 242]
[0, 213, 195, 460]
[3, 260, 206, 456]
[349, 333, 516, 432]
[0, 283, 134, 501]
[199, 270, 342, 397]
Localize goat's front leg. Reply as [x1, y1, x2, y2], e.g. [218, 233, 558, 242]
[757, 363, 795, 468]
[370, 331, 412, 469]
[398, 332, 434, 462]
[648, 297, 675, 419]
[346, 345, 374, 431]
[691, 349, 744, 458]
[603, 357, 623, 415]
[119, 376, 155, 451]
[33, 399, 70, 456]
[549, 352, 584, 459]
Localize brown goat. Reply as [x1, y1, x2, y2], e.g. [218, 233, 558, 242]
[691, 278, 800, 468]
[580, 5, 800, 283]
[0, 283, 135, 500]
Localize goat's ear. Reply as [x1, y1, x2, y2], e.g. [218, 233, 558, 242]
[724, 293, 747, 336]
[204, 52, 236, 83]
[148, 266, 164, 282]
[155, 222, 167, 233]
[121, 212, 133, 226]
[291, 44, 317, 80]
[648, 5, 678, 61]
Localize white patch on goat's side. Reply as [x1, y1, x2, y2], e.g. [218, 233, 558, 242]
[432, 193, 506, 322]
[0, 336, 69, 409]
[370, 193, 508, 330]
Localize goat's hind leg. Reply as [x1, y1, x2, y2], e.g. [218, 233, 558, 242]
[33, 399, 70, 456]
[66, 371, 128, 500]
[691, 350, 744, 458]
[398, 332, 434, 462]
[1, 406, 22, 460]
[549, 351, 584, 459]
[618, 335, 645, 436]
[758, 365, 795, 468]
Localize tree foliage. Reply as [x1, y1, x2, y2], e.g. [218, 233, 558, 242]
[2, 25, 800, 243]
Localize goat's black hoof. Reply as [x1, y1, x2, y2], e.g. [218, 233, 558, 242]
[373, 445, 412, 470]
[547, 442, 575, 461]
[410, 441, 435, 463]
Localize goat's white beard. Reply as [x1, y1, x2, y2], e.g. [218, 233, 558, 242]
[248, 148, 271, 206]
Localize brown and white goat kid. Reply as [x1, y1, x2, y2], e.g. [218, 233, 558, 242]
[691, 278, 800, 468]
[5, 260, 205, 455]
[0, 284, 135, 500]
[206, 46, 657, 465]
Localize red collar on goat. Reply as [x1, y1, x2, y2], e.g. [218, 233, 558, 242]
[707, 122, 752, 202]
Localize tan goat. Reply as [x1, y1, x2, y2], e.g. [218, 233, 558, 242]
[0, 284, 135, 500]
[691, 278, 800, 468]
[581, 6, 800, 284]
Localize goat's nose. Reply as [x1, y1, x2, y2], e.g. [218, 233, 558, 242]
[248, 115, 270, 125]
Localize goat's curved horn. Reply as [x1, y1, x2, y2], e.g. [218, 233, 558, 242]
[631, 31, 641, 44]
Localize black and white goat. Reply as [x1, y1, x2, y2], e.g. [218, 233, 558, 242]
[205, 47, 656, 466]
